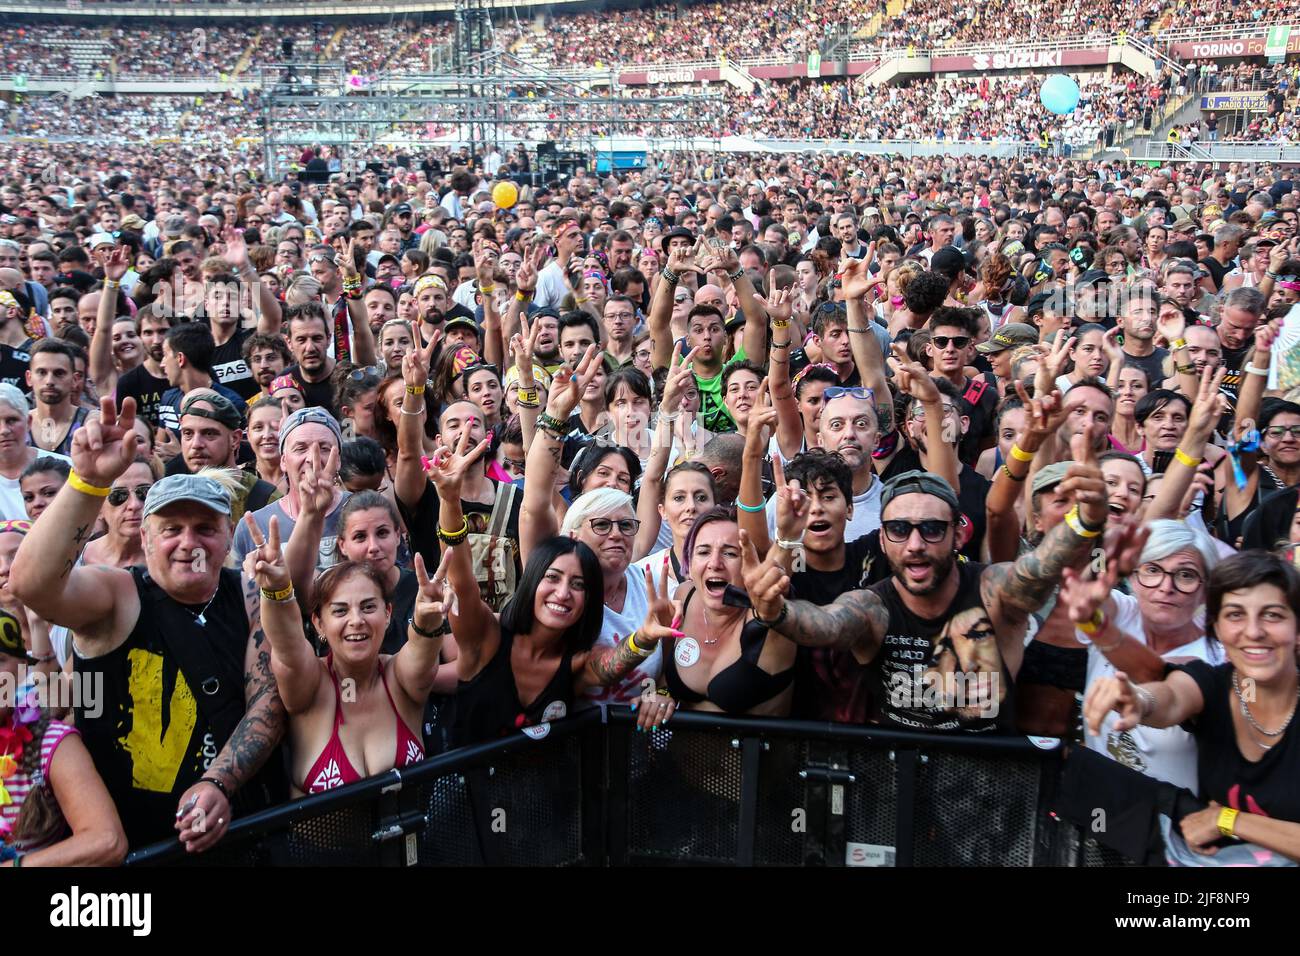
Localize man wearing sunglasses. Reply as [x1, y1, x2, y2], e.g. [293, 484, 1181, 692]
[743, 450, 1109, 733]
[927, 307, 997, 467]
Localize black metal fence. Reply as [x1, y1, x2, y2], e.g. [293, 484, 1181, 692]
[127, 709, 1094, 867]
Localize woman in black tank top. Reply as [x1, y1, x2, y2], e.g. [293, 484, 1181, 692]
[641, 508, 797, 727]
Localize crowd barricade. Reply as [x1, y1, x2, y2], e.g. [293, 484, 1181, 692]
[127, 709, 1114, 867]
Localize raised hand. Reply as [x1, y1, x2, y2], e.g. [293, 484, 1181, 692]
[1156, 303, 1186, 348]
[104, 246, 130, 283]
[1101, 326, 1123, 365]
[242, 512, 291, 592]
[1254, 316, 1281, 354]
[1012, 380, 1066, 446]
[545, 342, 601, 420]
[660, 343, 699, 415]
[772, 455, 811, 545]
[510, 311, 541, 386]
[424, 421, 490, 502]
[891, 341, 939, 403]
[755, 286, 793, 325]
[411, 550, 452, 635]
[739, 528, 789, 622]
[70, 396, 140, 486]
[515, 245, 541, 295]
[840, 256, 874, 302]
[297, 443, 338, 519]
[1186, 364, 1228, 441]
[402, 321, 440, 391]
[338, 238, 360, 280]
[1035, 331, 1075, 395]
[1060, 428, 1109, 530]
[1083, 670, 1144, 737]
[667, 240, 706, 279]
[221, 226, 249, 272]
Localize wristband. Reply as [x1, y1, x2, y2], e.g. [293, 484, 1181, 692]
[1134, 685, 1156, 718]
[1000, 463, 1026, 482]
[1267, 270, 1283, 281]
[400, 402, 426, 416]
[479, 284, 496, 294]
[776, 538, 803, 552]
[1245, 363, 1269, 377]
[514, 397, 540, 409]
[736, 499, 767, 513]
[658, 411, 681, 423]
[68, 471, 112, 497]
[661, 267, 679, 284]
[1077, 608, 1106, 636]
[1174, 447, 1201, 468]
[1064, 505, 1103, 538]
[728, 267, 744, 281]
[626, 631, 650, 657]
[515, 387, 538, 404]
[437, 517, 470, 546]
[754, 600, 788, 630]
[771, 320, 791, 329]
[344, 287, 363, 301]
[103, 278, 121, 290]
[1217, 806, 1239, 839]
[771, 341, 790, 349]
[1171, 337, 1187, 350]
[537, 412, 568, 434]
[409, 614, 449, 639]
[261, 584, 294, 602]
[199, 776, 233, 802]
[1177, 363, 1197, 374]
[847, 327, 872, 334]
[405, 384, 426, 395]
[516, 290, 533, 301]
[1008, 443, 1035, 463]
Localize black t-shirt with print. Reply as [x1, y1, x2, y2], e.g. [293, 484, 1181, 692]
[1176, 660, 1300, 823]
[0, 340, 32, 389]
[211, 328, 259, 401]
[287, 364, 337, 416]
[115, 363, 171, 428]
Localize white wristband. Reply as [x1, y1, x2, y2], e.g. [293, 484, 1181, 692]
[1245, 364, 1269, 377]
[776, 538, 803, 552]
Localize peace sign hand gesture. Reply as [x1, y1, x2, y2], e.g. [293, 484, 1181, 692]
[545, 343, 602, 420]
[402, 321, 440, 392]
[634, 556, 683, 650]
[338, 238, 360, 280]
[242, 513, 291, 593]
[411, 550, 453, 635]
[425, 423, 491, 503]
[70, 396, 140, 487]
[510, 311, 541, 388]
[297, 443, 339, 519]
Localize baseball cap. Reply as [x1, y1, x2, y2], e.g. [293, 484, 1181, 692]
[120, 213, 147, 231]
[143, 473, 232, 519]
[881, 470, 960, 515]
[279, 406, 342, 455]
[180, 390, 243, 431]
[1031, 461, 1072, 497]
[88, 233, 116, 249]
[930, 246, 973, 281]
[976, 322, 1039, 355]
[444, 315, 482, 337]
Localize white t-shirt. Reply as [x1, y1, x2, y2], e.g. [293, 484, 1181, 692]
[579, 565, 661, 707]
[1079, 590, 1222, 793]
[535, 261, 571, 311]
[766, 472, 881, 540]
[0, 450, 71, 520]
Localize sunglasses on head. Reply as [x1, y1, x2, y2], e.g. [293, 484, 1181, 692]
[107, 484, 151, 507]
[882, 518, 953, 543]
[822, 386, 873, 402]
[931, 335, 971, 350]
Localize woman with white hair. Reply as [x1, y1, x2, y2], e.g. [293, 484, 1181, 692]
[1058, 518, 1222, 792]
[0, 385, 70, 521]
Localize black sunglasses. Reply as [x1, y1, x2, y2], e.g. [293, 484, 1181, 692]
[882, 519, 953, 544]
[107, 484, 151, 507]
[931, 335, 971, 350]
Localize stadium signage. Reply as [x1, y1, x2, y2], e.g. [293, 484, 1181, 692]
[1171, 34, 1300, 59]
[646, 68, 698, 84]
[619, 68, 722, 85]
[930, 47, 1107, 71]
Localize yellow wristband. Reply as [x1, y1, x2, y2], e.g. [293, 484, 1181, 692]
[626, 631, 648, 657]
[771, 320, 790, 329]
[480, 284, 496, 294]
[1217, 806, 1239, 839]
[68, 471, 111, 497]
[1008, 443, 1035, 462]
[1077, 609, 1105, 635]
[516, 290, 533, 301]
[1174, 448, 1201, 468]
[1064, 505, 1103, 539]
[406, 384, 426, 395]
[261, 584, 294, 602]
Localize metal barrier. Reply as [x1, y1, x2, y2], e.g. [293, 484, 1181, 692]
[127, 710, 1085, 867]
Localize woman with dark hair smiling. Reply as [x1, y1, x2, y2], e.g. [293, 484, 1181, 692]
[1086, 550, 1300, 863]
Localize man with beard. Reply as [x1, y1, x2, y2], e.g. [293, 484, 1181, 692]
[168, 389, 281, 524]
[115, 304, 173, 427]
[741, 441, 1108, 733]
[1117, 282, 1168, 389]
[27, 338, 91, 456]
[1215, 286, 1265, 407]
[413, 273, 452, 344]
[282, 303, 338, 415]
[240, 333, 291, 403]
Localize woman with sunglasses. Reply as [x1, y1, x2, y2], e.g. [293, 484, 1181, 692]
[80, 456, 159, 569]
[1060, 519, 1220, 793]
[1086, 550, 1300, 863]
[428, 422, 678, 742]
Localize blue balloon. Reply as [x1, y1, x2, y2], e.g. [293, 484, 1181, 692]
[1040, 74, 1081, 115]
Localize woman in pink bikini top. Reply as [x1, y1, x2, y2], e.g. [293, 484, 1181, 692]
[244, 514, 449, 797]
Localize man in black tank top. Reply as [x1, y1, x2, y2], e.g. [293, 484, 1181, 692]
[741, 453, 1109, 733]
[9, 398, 287, 850]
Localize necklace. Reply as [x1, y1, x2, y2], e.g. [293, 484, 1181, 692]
[1232, 670, 1298, 748]
[184, 588, 221, 628]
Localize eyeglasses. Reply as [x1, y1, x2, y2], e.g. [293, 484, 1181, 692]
[882, 519, 953, 544]
[1265, 425, 1300, 439]
[588, 517, 641, 537]
[1134, 563, 1204, 593]
[107, 484, 151, 507]
[347, 365, 381, 381]
[823, 386, 874, 402]
[931, 335, 971, 350]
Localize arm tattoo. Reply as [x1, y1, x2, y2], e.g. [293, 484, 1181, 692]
[60, 557, 76, 579]
[774, 590, 889, 660]
[586, 637, 646, 686]
[73, 523, 92, 546]
[208, 632, 286, 792]
[876, 402, 894, 437]
[984, 519, 1094, 618]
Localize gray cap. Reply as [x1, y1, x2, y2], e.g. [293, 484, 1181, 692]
[881, 470, 960, 515]
[1031, 460, 1072, 497]
[143, 473, 232, 519]
[278, 405, 342, 455]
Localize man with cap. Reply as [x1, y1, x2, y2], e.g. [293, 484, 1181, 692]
[976, 322, 1039, 395]
[741, 442, 1109, 733]
[168, 389, 282, 526]
[443, 314, 483, 355]
[11, 396, 288, 850]
[233, 406, 346, 574]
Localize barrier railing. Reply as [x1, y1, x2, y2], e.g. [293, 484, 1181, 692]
[126, 709, 1089, 867]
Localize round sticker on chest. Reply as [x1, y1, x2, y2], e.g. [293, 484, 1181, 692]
[674, 637, 701, 668]
[521, 723, 551, 741]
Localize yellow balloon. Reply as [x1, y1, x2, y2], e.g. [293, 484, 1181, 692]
[492, 180, 519, 210]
